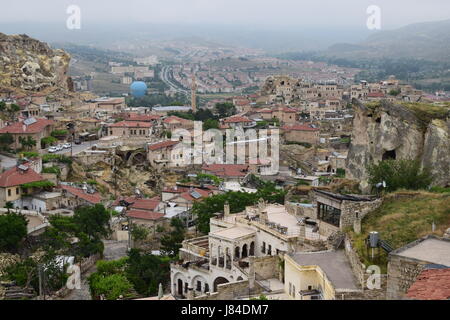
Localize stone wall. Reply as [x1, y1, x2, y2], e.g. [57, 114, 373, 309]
[386, 254, 426, 300]
[253, 255, 279, 280]
[343, 235, 387, 300]
[344, 236, 365, 288]
[340, 198, 382, 229]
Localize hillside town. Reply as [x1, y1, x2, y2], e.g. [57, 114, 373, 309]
[0, 26, 449, 304]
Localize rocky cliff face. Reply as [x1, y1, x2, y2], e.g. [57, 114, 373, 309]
[0, 33, 70, 92]
[346, 101, 449, 191]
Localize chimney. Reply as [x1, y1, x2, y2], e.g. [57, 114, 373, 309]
[224, 201, 230, 218]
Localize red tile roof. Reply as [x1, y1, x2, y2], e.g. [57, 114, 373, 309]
[123, 113, 161, 122]
[0, 166, 45, 187]
[114, 196, 160, 211]
[0, 118, 54, 134]
[202, 164, 249, 178]
[60, 185, 103, 204]
[223, 116, 252, 123]
[108, 121, 152, 128]
[367, 92, 385, 98]
[179, 188, 213, 202]
[406, 268, 450, 300]
[282, 124, 319, 131]
[126, 209, 165, 221]
[163, 116, 192, 124]
[148, 140, 179, 151]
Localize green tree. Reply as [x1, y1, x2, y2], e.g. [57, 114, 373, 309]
[0, 212, 28, 253]
[130, 224, 149, 242]
[215, 102, 236, 118]
[41, 136, 57, 148]
[19, 136, 37, 150]
[88, 273, 135, 300]
[160, 218, 185, 257]
[203, 119, 219, 131]
[125, 249, 171, 296]
[73, 204, 111, 241]
[0, 133, 14, 150]
[367, 159, 433, 193]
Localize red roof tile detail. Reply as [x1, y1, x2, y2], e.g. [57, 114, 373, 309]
[148, 140, 179, 151]
[114, 196, 160, 211]
[223, 116, 252, 123]
[406, 268, 450, 300]
[126, 210, 164, 221]
[60, 185, 103, 204]
[0, 118, 54, 134]
[0, 166, 45, 187]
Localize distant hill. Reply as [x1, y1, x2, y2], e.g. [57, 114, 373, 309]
[325, 19, 450, 62]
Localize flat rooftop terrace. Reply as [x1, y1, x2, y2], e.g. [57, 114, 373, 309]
[394, 237, 450, 266]
[289, 250, 358, 290]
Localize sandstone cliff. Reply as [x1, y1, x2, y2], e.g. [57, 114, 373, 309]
[0, 33, 70, 92]
[346, 100, 449, 191]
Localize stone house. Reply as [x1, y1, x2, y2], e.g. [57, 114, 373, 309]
[59, 184, 104, 209]
[147, 140, 185, 169]
[0, 164, 47, 208]
[95, 97, 125, 115]
[0, 117, 54, 150]
[313, 190, 381, 238]
[282, 124, 320, 145]
[386, 236, 450, 300]
[220, 116, 256, 130]
[162, 116, 194, 132]
[108, 121, 153, 138]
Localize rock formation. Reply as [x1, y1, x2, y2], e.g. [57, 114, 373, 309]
[0, 33, 71, 92]
[346, 100, 449, 191]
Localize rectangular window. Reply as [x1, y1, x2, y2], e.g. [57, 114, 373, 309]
[8, 189, 11, 197]
[196, 281, 201, 291]
[293, 285, 296, 298]
[16, 187, 19, 195]
[262, 242, 266, 254]
[204, 283, 209, 293]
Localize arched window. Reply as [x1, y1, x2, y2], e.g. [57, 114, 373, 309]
[242, 244, 248, 258]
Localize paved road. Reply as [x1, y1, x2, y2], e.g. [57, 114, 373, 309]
[62, 240, 129, 300]
[0, 154, 16, 170]
[160, 66, 189, 94]
[49, 140, 101, 156]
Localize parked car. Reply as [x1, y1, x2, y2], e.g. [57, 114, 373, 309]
[56, 145, 63, 151]
[48, 146, 58, 153]
[74, 138, 81, 145]
[63, 143, 71, 149]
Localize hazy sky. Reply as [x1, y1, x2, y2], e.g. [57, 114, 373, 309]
[2, 0, 450, 29]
